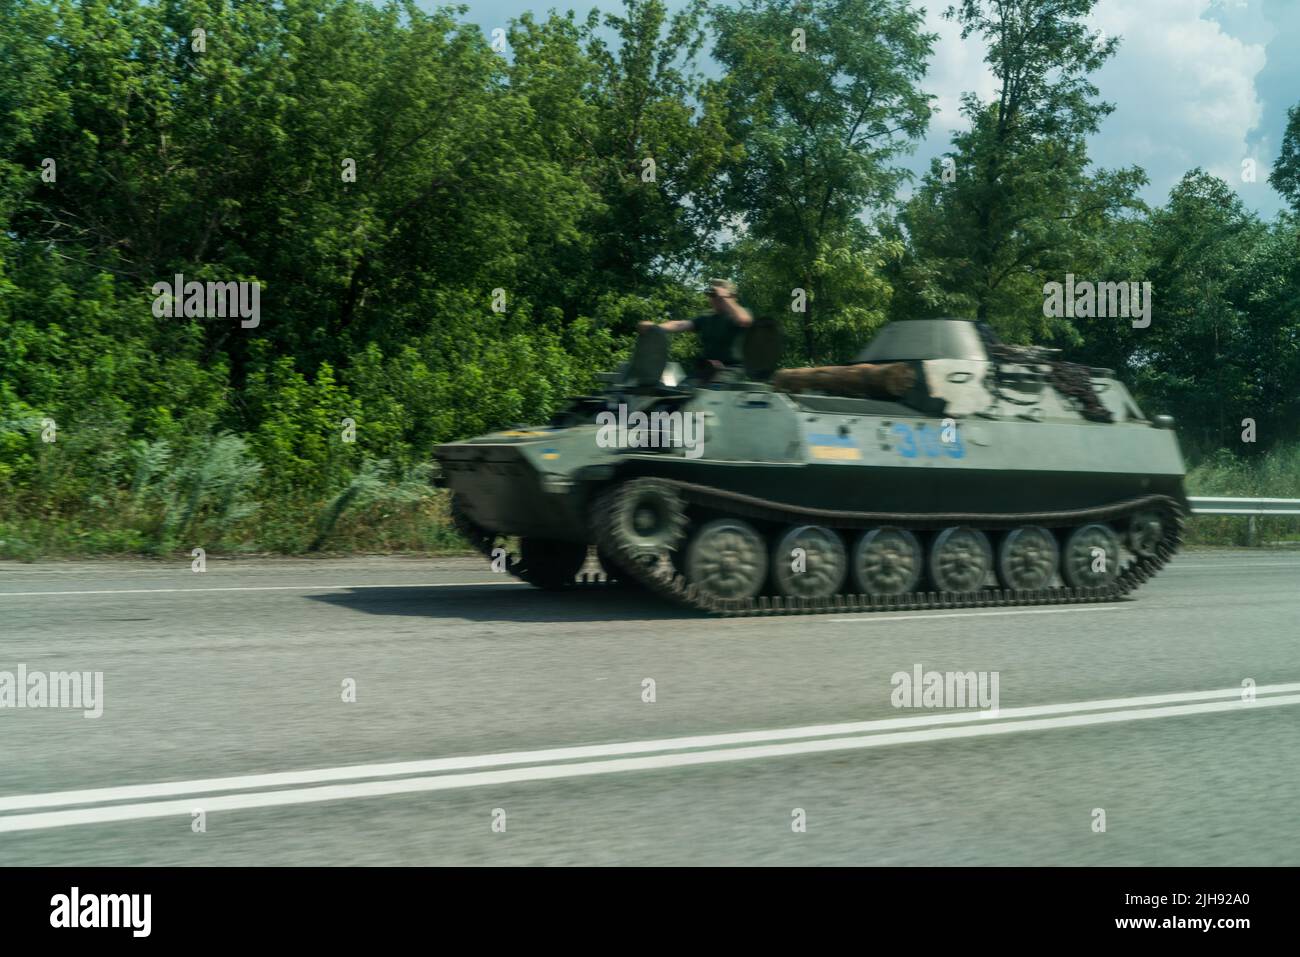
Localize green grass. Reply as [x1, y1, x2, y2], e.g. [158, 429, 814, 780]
[3, 443, 1297, 560]
[1184, 443, 1300, 547]
[0, 489, 470, 561]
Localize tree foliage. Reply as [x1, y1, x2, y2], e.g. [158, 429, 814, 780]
[711, 0, 934, 362]
[0, 0, 1297, 555]
[898, 0, 1145, 342]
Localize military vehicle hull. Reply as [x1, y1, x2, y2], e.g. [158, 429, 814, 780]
[435, 319, 1187, 614]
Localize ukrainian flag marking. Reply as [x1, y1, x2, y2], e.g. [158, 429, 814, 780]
[808, 432, 861, 461]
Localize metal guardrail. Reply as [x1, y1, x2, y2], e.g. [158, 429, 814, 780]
[1187, 496, 1300, 546]
[1188, 497, 1300, 516]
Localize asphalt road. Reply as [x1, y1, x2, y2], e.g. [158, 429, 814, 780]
[2, 550, 1298, 866]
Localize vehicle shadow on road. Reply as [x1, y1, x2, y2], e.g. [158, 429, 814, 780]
[306, 583, 701, 623]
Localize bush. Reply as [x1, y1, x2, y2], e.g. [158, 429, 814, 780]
[1185, 444, 1300, 547]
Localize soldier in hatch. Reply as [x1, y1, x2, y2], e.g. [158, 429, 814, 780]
[638, 279, 753, 374]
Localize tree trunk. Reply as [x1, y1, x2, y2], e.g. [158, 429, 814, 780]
[773, 362, 916, 398]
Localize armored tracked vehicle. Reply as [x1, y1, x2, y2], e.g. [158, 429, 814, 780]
[435, 318, 1186, 616]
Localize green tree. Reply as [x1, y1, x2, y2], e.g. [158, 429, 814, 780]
[586, 0, 734, 299]
[1127, 171, 1267, 449]
[900, 0, 1144, 342]
[0, 0, 630, 551]
[710, 0, 934, 362]
[1270, 104, 1300, 211]
[506, 1, 735, 333]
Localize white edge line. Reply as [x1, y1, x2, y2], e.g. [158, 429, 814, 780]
[2, 693, 1297, 834]
[828, 606, 1119, 623]
[1166, 563, 1300, 570]
[2, 683, 1297, 815]
[0, 582, 520, 597]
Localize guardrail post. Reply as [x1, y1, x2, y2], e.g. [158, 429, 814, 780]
[1247, 515, 1257, 547]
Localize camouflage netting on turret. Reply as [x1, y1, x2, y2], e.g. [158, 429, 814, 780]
[989, 343, 1114, 423]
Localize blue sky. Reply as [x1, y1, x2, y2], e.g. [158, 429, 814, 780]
[445, 0, 1298, 218]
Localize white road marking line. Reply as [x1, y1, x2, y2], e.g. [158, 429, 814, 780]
[2, 693, 1297, 834]
[828, 606, 1119, 623]
[1166, 563, 1300, 570]
[0, 582, 519, 597]
[2, 683, 1296, 816]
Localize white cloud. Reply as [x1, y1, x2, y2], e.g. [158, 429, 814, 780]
[905, 0, 1273, 212]
[917, 4, 993, 137]
[468, 0, 1285, 214]
[1089, 0, 1267, 199]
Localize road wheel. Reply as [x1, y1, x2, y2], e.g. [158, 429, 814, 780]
[851, 527, 923, 595]
[685, 517, 769, 601]
[1061, 524, 1121, 588]
[603, 479, 689, 557]
[929, 527, 993, 593]
[771, 525, 847, 599]
[1127, 510, 1164, 559]
[997, 525, 1058, 590]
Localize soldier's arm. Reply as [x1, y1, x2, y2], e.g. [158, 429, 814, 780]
[638, 319, 695, 334]
[718, 294, 753, 327]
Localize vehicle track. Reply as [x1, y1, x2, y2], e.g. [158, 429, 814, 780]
[454, 481, 1185, 617]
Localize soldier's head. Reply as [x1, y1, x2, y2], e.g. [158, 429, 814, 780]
[706, 278, 737, 307]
